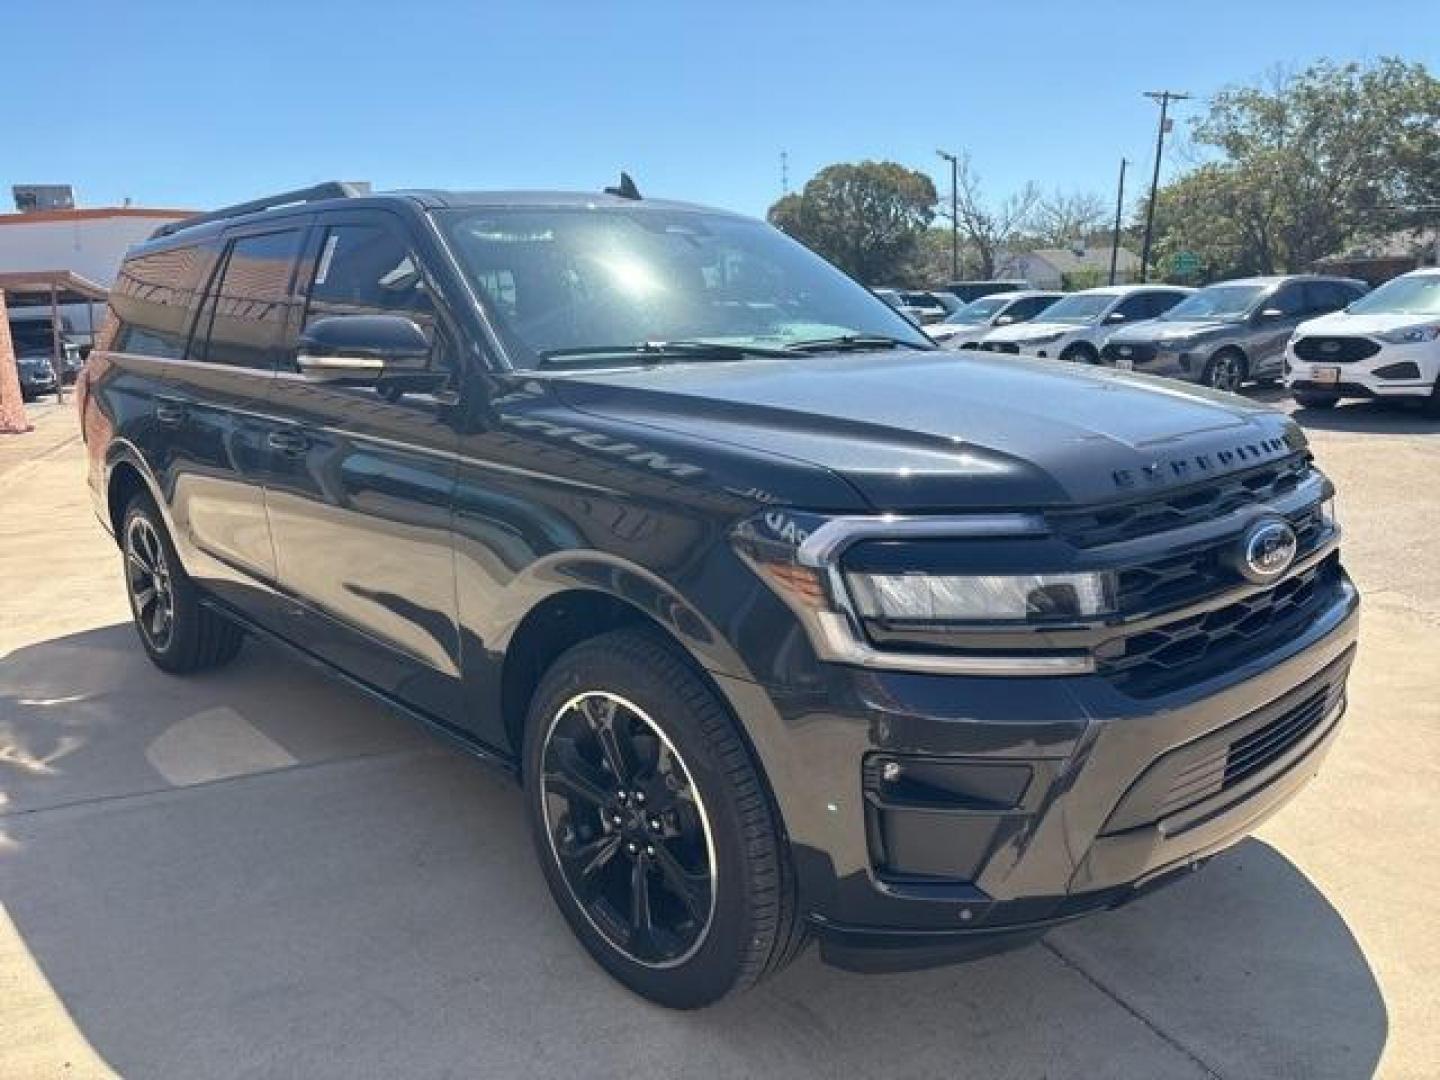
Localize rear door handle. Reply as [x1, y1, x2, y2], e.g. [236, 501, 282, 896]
[154, 401, 186, 425]
[267, 430, 310, 455]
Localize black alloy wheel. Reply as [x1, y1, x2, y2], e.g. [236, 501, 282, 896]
[539, 690, 716, 969]
[125, 514, 177, 652]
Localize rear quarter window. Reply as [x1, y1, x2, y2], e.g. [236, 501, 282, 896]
[111, 245, 208, 358]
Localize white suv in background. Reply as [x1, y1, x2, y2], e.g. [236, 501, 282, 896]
[975, 284, 1192, 363]
[1286, 268, 1440, 411]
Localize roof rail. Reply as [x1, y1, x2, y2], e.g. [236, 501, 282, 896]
[149, 181, 371, 239]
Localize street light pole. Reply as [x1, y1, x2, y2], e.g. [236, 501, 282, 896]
[1139, 90, 1189, 283]
[1109, 157, 1128, 286]
[936, 149, 959, 281]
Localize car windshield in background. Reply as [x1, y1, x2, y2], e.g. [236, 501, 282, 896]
[1036, 293, 1112, 324]
[1347, 274, 1440, 316]
[945, 296, 1009, 325]
[1161, 284, 1268, 321]
[438, 207, 933, 367]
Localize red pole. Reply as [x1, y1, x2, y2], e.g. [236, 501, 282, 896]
[1, 290, 34, 433]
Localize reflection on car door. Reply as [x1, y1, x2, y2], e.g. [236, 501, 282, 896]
[1251, 283, 1307, 375]
[260, 210, 463, 720]
[167, 226, 307, 612]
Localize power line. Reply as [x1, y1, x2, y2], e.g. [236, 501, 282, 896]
[1139, 90, 1190, 282]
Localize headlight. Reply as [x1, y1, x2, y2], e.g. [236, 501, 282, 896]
[846, 570, 1113, 622]
[730, 511, 1104, 675]
[1376, 324, 1440, 344]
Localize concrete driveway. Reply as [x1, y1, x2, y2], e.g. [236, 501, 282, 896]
[2, 394, 1436, 1079]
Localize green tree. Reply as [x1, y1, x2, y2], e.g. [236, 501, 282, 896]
[1151, 58, 1440, 277]
[767, 161, 937, 284]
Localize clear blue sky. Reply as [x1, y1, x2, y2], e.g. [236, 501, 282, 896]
[7, 0, 1437, 218]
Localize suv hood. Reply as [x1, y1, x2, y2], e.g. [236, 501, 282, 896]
[1296, 309, 1435, 336]
[1110, 319, 1233, 343]
[982, 320, 1084, 342]
[552, 350, 1300, 511]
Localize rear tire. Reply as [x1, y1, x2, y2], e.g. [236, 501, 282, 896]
[1293, 391, 1339, 410]
[522, 627, 802, 1008]
[122, 493, 244, 674]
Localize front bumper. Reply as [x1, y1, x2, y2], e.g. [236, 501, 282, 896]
[719, 570, 1359, 972]
[1286, 339, 1439, 399]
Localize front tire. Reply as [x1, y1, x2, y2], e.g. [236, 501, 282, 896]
[1202, 349, 1248, 392]
[522, 627, 801, 1008]
[122, 493, 244, 674]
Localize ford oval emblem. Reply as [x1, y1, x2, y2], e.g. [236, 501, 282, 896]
[1235, 518, 1298, 584]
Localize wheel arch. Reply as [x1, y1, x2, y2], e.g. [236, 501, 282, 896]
[103, 444, 169, 548]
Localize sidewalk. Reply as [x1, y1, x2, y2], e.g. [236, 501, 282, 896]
[0, 397, 81, 485]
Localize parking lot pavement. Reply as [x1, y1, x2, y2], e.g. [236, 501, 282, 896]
[2, 398, 1436, 1079]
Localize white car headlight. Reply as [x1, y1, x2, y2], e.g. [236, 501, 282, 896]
[1376, 324, 1440, 344]
[846, 570, 1114, 623]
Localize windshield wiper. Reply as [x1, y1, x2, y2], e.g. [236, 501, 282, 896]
[537, 340, 798, 368]
[785, 333, 931, 353]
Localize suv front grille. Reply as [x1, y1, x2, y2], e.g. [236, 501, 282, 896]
[1293, 336, 1380, 363]
[1047, 454, 1312, 548]
[1096, 555, 1341, 697]
[1101, 342, 1157, 365]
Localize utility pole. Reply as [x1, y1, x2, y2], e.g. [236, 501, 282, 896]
[1139, 90, 1189, 283]
[936, 149, 960, 281]
[780, 150, 789, 196]
[1109, 158, 1129, 286]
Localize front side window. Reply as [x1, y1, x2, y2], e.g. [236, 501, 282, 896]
[1348, 273, 1440, 316]
[197, 230, 305, 369]
[437, 207, 931, 367]
[304, 222, 448, 369]
[1007, 295, 1060, 321]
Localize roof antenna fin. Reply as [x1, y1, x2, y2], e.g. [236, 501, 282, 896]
[604, 172, 642, 200]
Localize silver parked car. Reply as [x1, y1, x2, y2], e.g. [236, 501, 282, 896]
[924, 290, 1063, 348]
[1100, 275, 1368, 391]
[975, 284, 1193, 362]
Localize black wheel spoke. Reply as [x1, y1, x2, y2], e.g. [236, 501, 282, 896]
[584, 698, 632, 784]
[558, 833, 621, 898]
[133, 584, 157, 613]
[543, 738, 611, 809]
[652, 841, 708, 922]
[629, 855, 654, 942]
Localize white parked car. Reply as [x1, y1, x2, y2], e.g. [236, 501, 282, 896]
[1285, 267, 1440, 411]
[924, 290, 1063, 348]
[975, 284, 1193, 363]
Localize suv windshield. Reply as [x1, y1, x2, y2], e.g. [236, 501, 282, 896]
[438, 207, 932, 366]
[1347, 273, 1440, 316]
[1036, 293, 1112, 324]
[944, 296, 1009, 325]
[1161, 283, 1268, 322]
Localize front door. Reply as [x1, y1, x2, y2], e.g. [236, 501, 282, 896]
[260, 210, 463, 720]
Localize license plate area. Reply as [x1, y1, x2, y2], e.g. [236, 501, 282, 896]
[1314, 366, 1340, 385]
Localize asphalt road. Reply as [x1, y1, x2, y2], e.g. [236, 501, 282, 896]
[2, 392, 1437, 1079]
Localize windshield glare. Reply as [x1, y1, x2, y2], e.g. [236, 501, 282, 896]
[945, 296, 1009, 324]
[1347, 274, 1440, 317]
[1162, 284, 1267, 321]
[437, 207, 932, 365]
[1037, 293, 1112, 323]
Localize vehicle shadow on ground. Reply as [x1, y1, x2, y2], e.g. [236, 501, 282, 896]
[1247, 385, 1439, 434]
[0, 625, 1387, 1079]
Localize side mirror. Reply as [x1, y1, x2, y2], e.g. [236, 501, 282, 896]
[297, 315, 431, 383]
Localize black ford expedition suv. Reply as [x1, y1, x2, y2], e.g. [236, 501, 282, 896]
[79, 182, 1358, 1009]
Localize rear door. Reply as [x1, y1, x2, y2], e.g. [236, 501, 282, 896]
[259, 209, 463, 719]
[156, 224, 308, 609]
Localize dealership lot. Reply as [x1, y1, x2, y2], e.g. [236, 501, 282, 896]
[2, 395, 1437, 1079]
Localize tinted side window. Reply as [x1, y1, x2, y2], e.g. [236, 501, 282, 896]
[198, 230, 305, 370]
[110, 246, 207, 358]
[1112, 294, 1152, 321]
[1143, 292, 1183, 318]
[1307, 281, 1358, 313]
[1267, 284, 1306, 317]
[1007, 296, 1055, 320]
